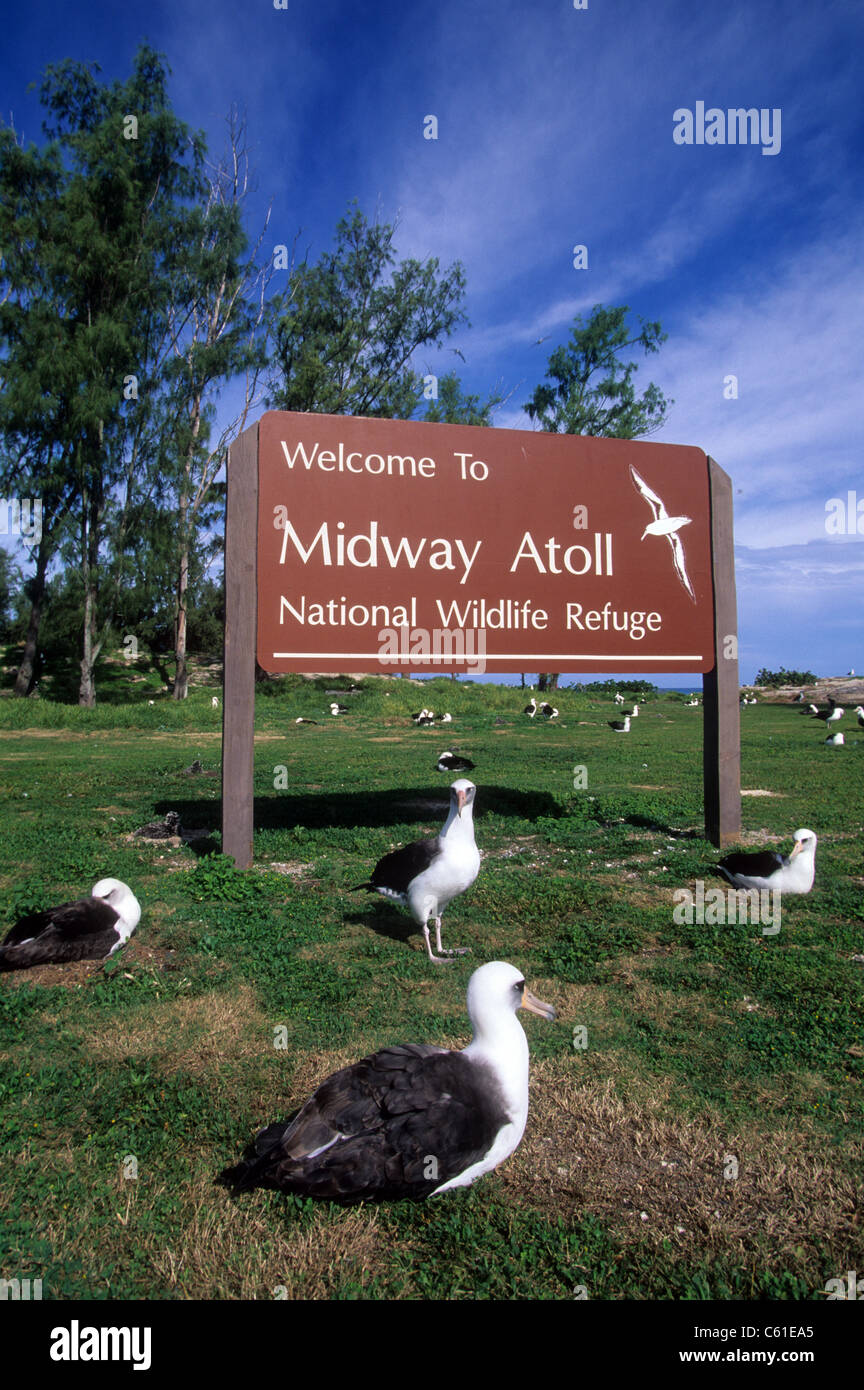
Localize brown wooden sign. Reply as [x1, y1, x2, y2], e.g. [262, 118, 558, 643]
[256, 412, 716, 674]
[222, 413, 741, 863]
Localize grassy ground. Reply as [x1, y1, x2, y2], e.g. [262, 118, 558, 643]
[0, 676, 861, 1299]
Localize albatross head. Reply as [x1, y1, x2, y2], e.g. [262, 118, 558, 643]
[92, 879, 142, 931]
[466, 961, 556, 1038]
[451, 778, 476, 818]
[788, 829, 817, 861]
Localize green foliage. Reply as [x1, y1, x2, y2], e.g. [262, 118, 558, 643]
[422, 371, 503, 425]
[188, 853, 279, 903]
[269, 202, 467, 418]
[568, 679, 657, 694]
[524, 304, 671, 437]
[0, 550, 23, 643]
[0, 44, 210, 706]
[753, 667, 817, 687]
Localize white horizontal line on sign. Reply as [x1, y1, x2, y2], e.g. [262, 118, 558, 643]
[271, 652, 706, 662]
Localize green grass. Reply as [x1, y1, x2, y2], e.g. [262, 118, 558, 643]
[0, 680, 861, 1299]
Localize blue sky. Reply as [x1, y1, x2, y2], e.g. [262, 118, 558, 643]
[2, 0, 863, 685]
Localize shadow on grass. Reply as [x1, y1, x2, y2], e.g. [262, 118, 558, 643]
[342, 904, 419, 948]
[153, 783, 563, 839]
[620, 813, 706, 839]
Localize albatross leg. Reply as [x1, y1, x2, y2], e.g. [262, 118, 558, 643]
[434, 917, 470, 958]
[422, 922, 457, 964]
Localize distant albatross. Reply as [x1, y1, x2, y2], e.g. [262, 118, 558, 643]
[218, 960, 555, 1203]
[354, 779, 480, 963]
[0, 879, 141, 971]
[436, 751, 476, 773]
[717, 829, 817, 894]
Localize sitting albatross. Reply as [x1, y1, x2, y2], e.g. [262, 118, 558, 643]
[0, 879, 141, 971]
[218, 961, 555, 1203]
[717, 829, 817, 894]
[436, 751, 476, 773]
[353, 779, 480, 963]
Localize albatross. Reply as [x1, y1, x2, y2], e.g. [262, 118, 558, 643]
[0, 879, 141, 971]
[218, 961, 555, 1203]
[717, 829, 817, 894]
[354, 779, 480, 963]
[436, 751, 476, 773]
[813, 701, 843, 725]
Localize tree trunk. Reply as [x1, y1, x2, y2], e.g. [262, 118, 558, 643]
[13, 541, 49, 696]
[173, 532, 190, 700]
[79, 579, 97, 708]
[173, 402, 201, 700]
[77, 465, 103, 708]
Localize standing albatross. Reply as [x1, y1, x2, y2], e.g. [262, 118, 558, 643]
[0, 879, 141, 971]
[218, 961, 555, 1203]
[354, 779, 480, 963]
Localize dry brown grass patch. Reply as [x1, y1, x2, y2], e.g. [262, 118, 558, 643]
[508, 1065, 862, 1266]
[35, 1156, 385, 1299]
[151, 1176, 384, 1298]
[81, 983, 266, 1072]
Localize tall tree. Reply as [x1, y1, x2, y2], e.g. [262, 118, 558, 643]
[157, 109, 274, 698]
[524, 304, 671, 438]
[269, 204, 467, 417]
[0, 125, 81, 693]
[1, 45, 207, 705]
[525, 305, 672, 691]
[422, 371, 504, 426]
[0, 550, 22, 646]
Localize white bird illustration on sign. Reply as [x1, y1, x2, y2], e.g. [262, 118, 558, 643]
[629, 465, 696, 602]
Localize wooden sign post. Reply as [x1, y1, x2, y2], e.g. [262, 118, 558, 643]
[222, 413, 740, 865]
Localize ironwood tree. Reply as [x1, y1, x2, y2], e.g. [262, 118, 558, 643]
[422, 371, 504, 426]
[525, 304, 672, 690]
[269, 203, 468, 418]
[524, 304, 671, 438]
[1, 45, 207, 705]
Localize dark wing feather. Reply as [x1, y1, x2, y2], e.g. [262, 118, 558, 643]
[0, 897, 121, 970]
[355, 837, 441, 896]
[218, 1045, 509, 1203]
[718, 850, 785, 881]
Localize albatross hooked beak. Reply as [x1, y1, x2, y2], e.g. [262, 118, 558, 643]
[520, 988, 556, 1022]
[456, 788, 469, 816]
